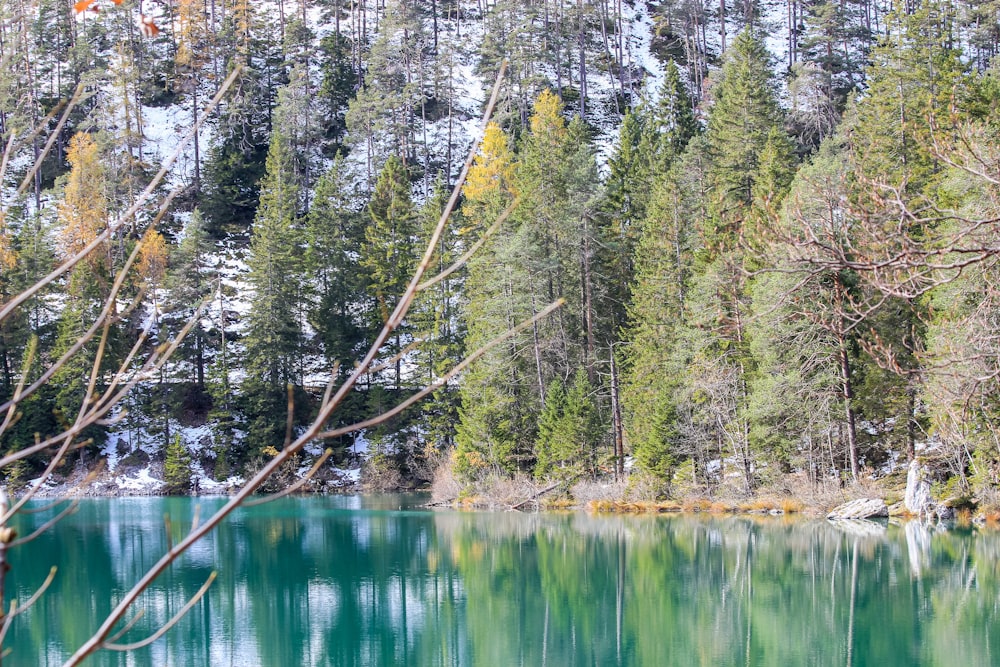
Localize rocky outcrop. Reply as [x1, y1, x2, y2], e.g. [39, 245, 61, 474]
[905, 459, 934, 516]
[826, 498, 889, 520]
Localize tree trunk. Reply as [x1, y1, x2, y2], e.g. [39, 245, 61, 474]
[836, 278, 860, 481]
[610, 349, 624, 480]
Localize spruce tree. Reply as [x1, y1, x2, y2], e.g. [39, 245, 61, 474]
[164, 209, 215, 390]
[359, 155, 418, 389]
[306, 156, 366, 381]
[164, 433, 193, 494]
[533, 370, 601, 480]
[241, 120, 305, 458]
[51, 133, 115, 456]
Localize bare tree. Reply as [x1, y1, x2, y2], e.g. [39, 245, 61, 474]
[0, 61, 552, 667]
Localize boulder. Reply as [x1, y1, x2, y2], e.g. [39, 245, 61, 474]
[904, 459, 934, 515]
[826, 498, 889, 520]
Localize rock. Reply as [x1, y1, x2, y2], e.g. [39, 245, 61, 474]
[827, 498, 889, 520]
[905, 459, 934, 515]
[935, 505, 955, 521]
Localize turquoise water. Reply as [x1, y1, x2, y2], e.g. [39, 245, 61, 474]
[6, 496, 999, 666]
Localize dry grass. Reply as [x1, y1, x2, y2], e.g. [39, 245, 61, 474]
[586, 499, 682, 513]
[429, 457, 463, 503]
[571, 478, 628, 505]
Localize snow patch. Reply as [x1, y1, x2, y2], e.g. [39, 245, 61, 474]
[116, 465, 165, 493]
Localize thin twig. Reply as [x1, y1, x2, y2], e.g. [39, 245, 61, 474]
[64, 62, 512, 667]
[243, 449, 334, 507]
[0, 566, 57, 646]
[9, 501, 79, 548]
[102, 572, 218, 652]
[0, 67, 241, 324]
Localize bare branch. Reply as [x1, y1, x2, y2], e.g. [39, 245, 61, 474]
[243, 449, 334, 507]
[102, 572, 218, 652]
[0, 566, 57, 646]
[63, 60, 512, 667]
[0, 66, 241, 324]
[418, 197, 520, 291]
[318, 299, 565, 439]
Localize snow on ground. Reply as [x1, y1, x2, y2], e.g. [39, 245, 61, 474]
[116, 465, 165, 492]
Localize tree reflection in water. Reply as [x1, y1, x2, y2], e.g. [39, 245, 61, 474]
[7, 497, 999, 666]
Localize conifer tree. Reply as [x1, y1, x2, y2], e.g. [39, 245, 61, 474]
[621, 141, 708, 490]
[639, 60, 698, 179]
[165, 209, 215, 389]
[533, 369, 602, 480]
[306, 156, 366, 380]
[410, 181, 463, 456]
[453, 123, 525, 478]
[360, 155, 418, 389]
[241, 119, 305, 458]
[164, 433, 193, 493]
[51, 133, 115, 455]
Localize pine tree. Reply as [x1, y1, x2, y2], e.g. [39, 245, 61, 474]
[705, 30, 788, 246]
[241, 120, 305, 458]
[165, 209, 216, 389]
[621, 142, 707, 489]
[318, 32, 357, 155]
[410, 181, 463, 457]
[453, 122, 525, 478]
[639, 60, 698, 179]
[306, 156, 366, 380]
[622, 31, 797, 494]
[359, 155, 418, 389]
[164, 433, 193, 494]
[51, 133, 114, 455]
[533, 369, 601, 480]
[850, 4, 967, 195]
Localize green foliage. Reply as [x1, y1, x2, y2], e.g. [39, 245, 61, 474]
[534, 370, 602, 480]
[851, 4, 968, 194]
[164, 434, 193, 494]
[201, 136, 268, 237]
[306, 156, 368, 378]
[164, 210, 215, 387]
[318, 32, 357, 154]
[705, 29, 788, 251]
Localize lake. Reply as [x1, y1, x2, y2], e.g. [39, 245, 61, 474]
[7, 495, 999, 666]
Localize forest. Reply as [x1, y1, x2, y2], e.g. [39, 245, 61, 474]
[0, 0, 998, 507]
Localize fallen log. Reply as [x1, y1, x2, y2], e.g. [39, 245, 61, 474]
[510, 476, 580, 511]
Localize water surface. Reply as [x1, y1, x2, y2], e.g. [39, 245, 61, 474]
[8, 496, 999, 666]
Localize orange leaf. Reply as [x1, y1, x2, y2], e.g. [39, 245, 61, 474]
[73, 0, 96, 13]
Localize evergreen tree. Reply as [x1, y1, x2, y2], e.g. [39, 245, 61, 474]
[453, 123, 525, 478]
[621, 141, 708, 490]
[639, 60, 698, 179]
[318, 32, 357, 155]
[164, 433, 193, 493]
[50, 133, 115, 455]
[241, 118, 305, 458]
[359, 155, 418, 389]
[410, 181, 463, 457]
[306, 156, 367, 380]
[164, 209, 215, 389]
[705, 30, 789, 245]
[533, 369, 602, 481]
